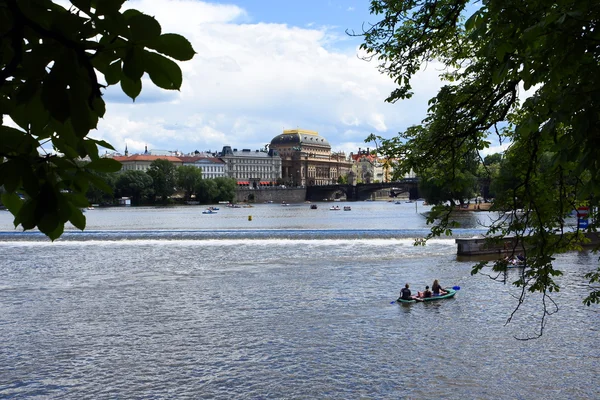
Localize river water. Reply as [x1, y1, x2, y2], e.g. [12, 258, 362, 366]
[0, 202, 598, 399]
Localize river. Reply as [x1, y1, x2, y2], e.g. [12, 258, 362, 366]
[0, 202, 598, 399]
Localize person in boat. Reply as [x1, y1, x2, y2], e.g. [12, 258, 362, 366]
[516, 253, 526, 262]
[422, 286, 432, 298]
[399, 283, 414, 301]
[415, 286, 433, 299]
[432, 279, 447, 296]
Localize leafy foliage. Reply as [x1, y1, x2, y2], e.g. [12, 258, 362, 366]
[360, 0, 600, 336]
[115, 169, 153, 205]
[146, 159, 176, 204]
[0, 0, 195, 239]
[212, 177, 237, 203]
[176, 165, 203, 201]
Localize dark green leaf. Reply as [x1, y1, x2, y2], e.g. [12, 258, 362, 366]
[93, 0, 126, 16]
[86, 158, 122, 173]
[0, 160, 21, 192]
[71, 0, 92, 12]
[144, 51, 182, 90]
[41, 70, 70, 122]
[1, 192, 23, 215]
[105, 60, 122, 85]
[128, 13, 162, 42]
[69, 207, 86, 230]
[68, 87, 93, 137]
[120, 75, 142, 100]
[123, 46, 145, 81]
[147, 33, 195, 61]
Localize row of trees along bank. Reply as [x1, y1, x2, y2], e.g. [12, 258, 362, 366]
[86, 159, 237, 206]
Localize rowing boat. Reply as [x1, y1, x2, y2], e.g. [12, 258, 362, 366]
[396, 288, 457, 303]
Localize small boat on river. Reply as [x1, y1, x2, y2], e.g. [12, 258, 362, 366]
[343, 206, 351, 211]
[396, 288, 457, 303]
[202, 209, 217, 214]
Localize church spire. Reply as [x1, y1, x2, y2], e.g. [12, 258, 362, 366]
[125, 144, 128, 156]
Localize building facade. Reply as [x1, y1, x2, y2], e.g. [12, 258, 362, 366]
[112, 155, 183, 172]
[219, 146, 282, 187]
[179, 156, 226, 179]
[268, 129, 353, 186]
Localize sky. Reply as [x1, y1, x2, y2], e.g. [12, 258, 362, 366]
[80, 0, 507, 157]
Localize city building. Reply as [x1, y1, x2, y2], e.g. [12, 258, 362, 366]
[112, 154, 183, 172]
[219, 146, 282, 187]
[268, 129, 353, 186]
[179, 155, 226, 179]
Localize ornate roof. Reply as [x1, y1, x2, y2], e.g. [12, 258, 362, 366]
[270, 129, 331, 148]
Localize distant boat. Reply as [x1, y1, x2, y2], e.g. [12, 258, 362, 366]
[202, 209, 217, 214]
[329, 205, 340, 210]
[310, 204, 318, 209]
[343, 206, 351, 211]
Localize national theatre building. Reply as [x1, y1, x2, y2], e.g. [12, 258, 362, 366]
[269, 129, 353, 186]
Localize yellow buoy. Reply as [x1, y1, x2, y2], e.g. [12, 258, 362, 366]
[248, 215, 252, 221]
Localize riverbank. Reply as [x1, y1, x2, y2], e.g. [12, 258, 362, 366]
[454, 202, 493, 211]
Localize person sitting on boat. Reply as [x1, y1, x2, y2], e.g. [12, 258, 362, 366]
[416, 286, 433, 299]
[399, 283, 413, 301]
[516, 253, 526, 262]
[422, 286, 432, 298]
[432, 279, 447, 296]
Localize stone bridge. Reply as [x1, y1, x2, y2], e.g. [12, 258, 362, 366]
[305, 179, 419, 202]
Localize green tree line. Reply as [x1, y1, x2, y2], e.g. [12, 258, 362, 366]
[85, 159, 237, 206]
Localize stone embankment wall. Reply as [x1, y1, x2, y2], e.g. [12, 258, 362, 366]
[235, 188, 307, 203]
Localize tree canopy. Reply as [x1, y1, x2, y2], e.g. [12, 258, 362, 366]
[147, 159, 176, 204]
[360, 0, 599, 337]
[0, 0, 194, 239]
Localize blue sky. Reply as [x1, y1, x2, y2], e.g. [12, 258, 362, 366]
[77, 0, 505, 157]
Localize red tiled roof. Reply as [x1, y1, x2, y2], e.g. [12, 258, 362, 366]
[113, 155, 182, 162]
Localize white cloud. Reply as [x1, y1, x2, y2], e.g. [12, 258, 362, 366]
[88, 0, 447, 156]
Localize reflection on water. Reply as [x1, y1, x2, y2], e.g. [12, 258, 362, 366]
[0, 205, 598, 399]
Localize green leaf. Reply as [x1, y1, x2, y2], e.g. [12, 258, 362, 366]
[83, 140, 100, 160]
[44, 221, 64, 241]
[18, 199, 39, 230]
[128, 13, 162, 42]
[92, 138, 116, 151]
[0, 126, 38, 155]
[93, 0, 126, 16]
[41, 70, 70, 122]
[87, 173, 114, 193]
[123, 46, 145, 81]
[66, 192, 92, 208]
[144, 51, 182, 90]
[68, 87, 93, 138]
[0, 160, 21, 192]
[92, 97, 106, 119]
[147, 33, 195, 61]
[69, 207, 86, 230]
[105, 60, 122, 85]
[120, 75, 142, 100]
[1, 192, 23, 215]
[86, 158, 122, 173]
[71, 0, 92, 13]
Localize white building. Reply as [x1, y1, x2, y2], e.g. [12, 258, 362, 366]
[179, 156, 226, 179]
[219, 146, 282, 187]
